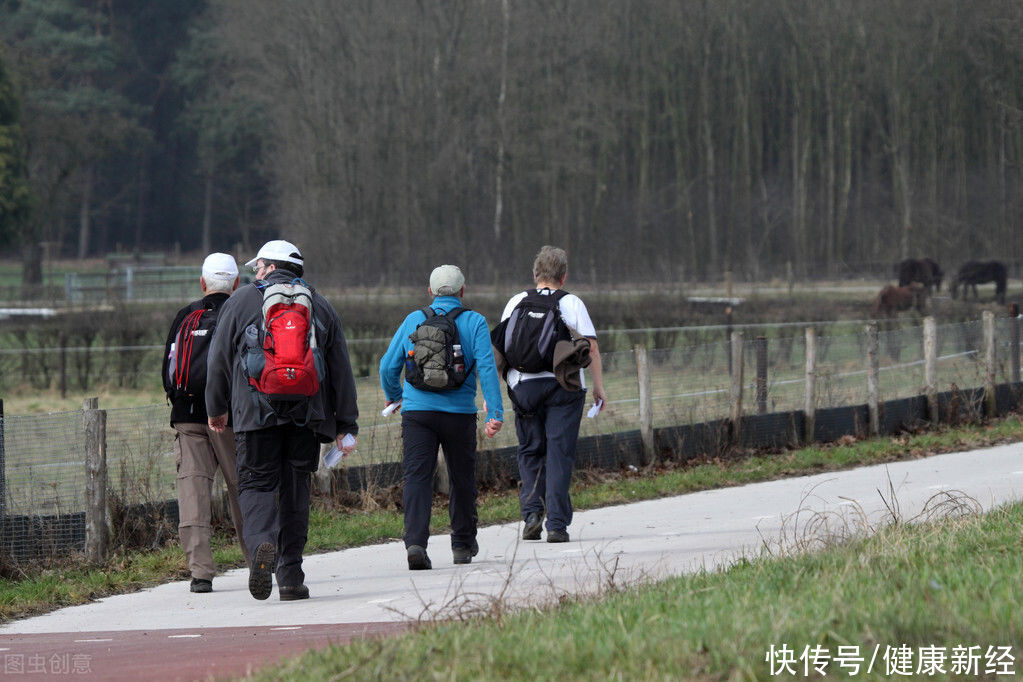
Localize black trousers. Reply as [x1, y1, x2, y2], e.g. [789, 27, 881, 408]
[510, 378, 586, 532]
[235, 424, 318, 586]
[401, 411, 478, 549]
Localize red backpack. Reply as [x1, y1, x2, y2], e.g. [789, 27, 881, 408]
[244, 279, 324, 422]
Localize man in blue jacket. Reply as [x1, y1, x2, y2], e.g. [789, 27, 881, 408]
[380, 264, 504, 569]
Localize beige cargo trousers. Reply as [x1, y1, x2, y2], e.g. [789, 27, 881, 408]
[174, 423, 250, 579]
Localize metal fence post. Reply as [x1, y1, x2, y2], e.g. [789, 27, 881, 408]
[730, 332, 744, 441]
[635, 345, 655, 465]
[755, 336, 768, 415]
[924, 317, 938, 424]
[866, 323, 880, 436]
[83, 397, 109, 563]
[984, 310, 996, 417]
[804, 327, 816, 443]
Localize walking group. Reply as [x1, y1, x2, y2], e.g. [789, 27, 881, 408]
[164, 242, 606, 601]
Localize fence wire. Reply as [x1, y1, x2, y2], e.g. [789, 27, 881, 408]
[1, 316, 1019, 563]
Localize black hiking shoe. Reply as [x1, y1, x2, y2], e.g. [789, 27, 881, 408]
[189, 578, 212, 593]
[452, 540, 479, 565]
[249, 542, 275, 600]
[522, 512, 543, 541]
[546, 529, 570, 543]
[407, 545, 432, 570]
[279, 584, 310, 601]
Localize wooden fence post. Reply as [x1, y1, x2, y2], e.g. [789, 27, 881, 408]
[730, 332, 744, 441]
[0, 398, 5, 525]
[866, 323, 880, 436]
[755, 336, 768, 415]
[1010, 303, 1020, 384]
[924, 317, 938, 424]
[434, 449, 450, 496]
[984, 310, 996, 417]
[635, 345, 655, 465]
[83, 397, 109, 563]
[804, 328, 816, 444]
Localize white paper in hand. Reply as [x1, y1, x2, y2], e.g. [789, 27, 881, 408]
[586, 399, 603, 418]
[323, 446, 343, 468]
[324, 434, 357, 468]
[381, 401, 402, 417]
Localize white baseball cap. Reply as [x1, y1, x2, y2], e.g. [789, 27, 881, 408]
[201, 252, 239, 281]
[429, 264, 465, 295]
[244, 240, 304, 268]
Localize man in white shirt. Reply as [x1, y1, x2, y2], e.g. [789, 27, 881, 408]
[498, 245, 607, 542]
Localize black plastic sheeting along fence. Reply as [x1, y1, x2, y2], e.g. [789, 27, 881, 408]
[4, 381, 1023, 562]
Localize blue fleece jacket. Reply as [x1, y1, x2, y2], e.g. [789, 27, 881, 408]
[379, 296, 504, 422]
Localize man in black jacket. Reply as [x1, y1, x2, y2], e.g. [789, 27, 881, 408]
[162, 252, 248, 593]
[206, 240, 359, 601]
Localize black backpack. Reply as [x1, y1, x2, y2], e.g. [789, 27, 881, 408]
[167, 305, 219, 400]
[405, 306, 475, 391]
[493, 288, 571, 373]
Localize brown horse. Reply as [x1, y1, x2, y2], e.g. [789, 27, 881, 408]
[872, 282, 926, 316]
[896, 258, 943, 293]
[951, 260, 1007, 304]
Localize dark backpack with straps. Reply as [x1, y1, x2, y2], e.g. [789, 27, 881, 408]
[167, 305, 218, 400]
[405, 306, 475, 391]
[492, 288, 572, 373]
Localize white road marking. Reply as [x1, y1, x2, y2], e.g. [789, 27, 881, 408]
[270, 626, 302, 631]
[167, 634, 202, 639]
[74, 639, 113, 643]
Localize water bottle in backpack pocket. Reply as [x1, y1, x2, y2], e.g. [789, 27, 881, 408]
[244, 324, 265, 379]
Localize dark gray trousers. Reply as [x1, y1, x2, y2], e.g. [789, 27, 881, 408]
[236, 424, 318, 587]
[401, 411, 478, 549]
[510, 378, 586, 532]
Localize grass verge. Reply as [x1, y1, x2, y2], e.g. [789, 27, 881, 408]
[252, 500, 1023, 681]
[2, 415, 1023, 623]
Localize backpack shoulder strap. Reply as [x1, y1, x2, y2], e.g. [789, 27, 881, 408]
[445, 306, 468, 320]
[526, 288, 567, 308]
[420, 306, 436, 319]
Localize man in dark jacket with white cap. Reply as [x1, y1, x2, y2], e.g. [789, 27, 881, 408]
[162, 252, 248, 593]
[206, 239, 359, 601]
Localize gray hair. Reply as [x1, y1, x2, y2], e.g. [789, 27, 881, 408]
[532, 245, 568, 284]
[203, 275, 236, 294]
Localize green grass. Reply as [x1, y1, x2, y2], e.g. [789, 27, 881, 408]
[252, 501, 1023, 681]
[3, 415, 1023, 625]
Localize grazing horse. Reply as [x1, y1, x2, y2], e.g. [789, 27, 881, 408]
[872, 282, 927, 317]
[896, 258, 943, 292]
[951, 260, 1007, 304]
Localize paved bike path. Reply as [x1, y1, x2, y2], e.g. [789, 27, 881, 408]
[1, 443, 1020, 679]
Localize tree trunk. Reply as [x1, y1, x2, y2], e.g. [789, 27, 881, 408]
[202, 172, 214, 255]
[77, 164, 94, 260]
[492, 0, 509, 240]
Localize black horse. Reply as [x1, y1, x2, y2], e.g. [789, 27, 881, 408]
[896, 258, 943, 292]
[951, 260, 1007, 304]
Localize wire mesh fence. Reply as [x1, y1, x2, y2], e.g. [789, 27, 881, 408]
[1, 314, 1020, 564]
